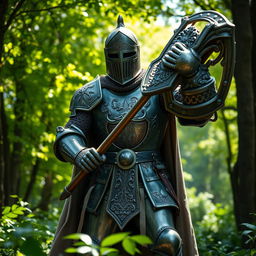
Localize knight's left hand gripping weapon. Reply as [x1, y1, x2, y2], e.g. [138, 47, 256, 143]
[60, 10, 235, 200]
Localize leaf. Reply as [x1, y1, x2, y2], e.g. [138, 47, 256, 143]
[250, 249, 256, 256]
[13, 207, 25, 215]
[64, 233, 82, 240]
[241, 223, 256, 231]
[130, 235, 152, 245]
[100, 247, 119, 255]
[101, 232, 130, 247]
[6, 212, 18, 219]
[76, 246, 94, 254]
[65, 247, 78, 253]
[122, 237, 136, 255]
[64, 233, 90, 243]
[79, 234, 93, 245]
[73, 241, 85, 246]
[135, 248, 141, 254]
[10, 195, 18, 198]
[241, 230, 253, 236]
[2, 206, 11, 215]
[11, 204, 18, 211]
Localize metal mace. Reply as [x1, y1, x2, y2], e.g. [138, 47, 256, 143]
[59, 10, 235, 200]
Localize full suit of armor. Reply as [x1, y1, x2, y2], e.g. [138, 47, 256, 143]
[51, 16, 217, 256]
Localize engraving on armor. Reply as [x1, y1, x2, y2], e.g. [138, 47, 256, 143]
[139, 162, 178, 209]
[107, 166, 140, 229]
[142, 27, 200, 93]
[92, 87, 169, 151]
[151, 114, 158, 130]
[70, 76, 102, 116]
[173, 26, 199, 48]
[102, 95, 150, 122]
[185, 65, 212, 89]
[183, 86, 216, 105]
[99, 87, 151, 149]
[144, 61, 173, 89]
[152, 190, 172, 204]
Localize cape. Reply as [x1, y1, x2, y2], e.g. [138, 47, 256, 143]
[50, 75, 199, 256]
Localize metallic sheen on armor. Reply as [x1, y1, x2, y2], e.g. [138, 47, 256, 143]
[92, 86, 169, 151]
[54, 125, 87, 162]
[51, 14, 233, 256]
[104, 15, 140, 85]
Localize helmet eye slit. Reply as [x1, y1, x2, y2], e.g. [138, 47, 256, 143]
[108, 53, 119, 58]
[123, 52, 136, 58]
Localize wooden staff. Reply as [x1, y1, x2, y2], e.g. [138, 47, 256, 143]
[60, 94, 150, 200]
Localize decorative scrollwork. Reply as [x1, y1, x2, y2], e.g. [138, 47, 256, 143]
[107, 167, 139, 229]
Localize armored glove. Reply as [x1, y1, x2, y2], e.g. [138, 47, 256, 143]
[162, 42, 200, 77]
[75, 147, 106, 173]
[54, 125, 106, 173]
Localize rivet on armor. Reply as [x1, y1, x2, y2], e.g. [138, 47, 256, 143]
[116, 149, 136, 170]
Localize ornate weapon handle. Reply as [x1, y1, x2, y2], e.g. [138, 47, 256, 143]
[141, 10, 235, 119]
[60, 11, 235, 200]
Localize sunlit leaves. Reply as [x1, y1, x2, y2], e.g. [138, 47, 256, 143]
[101, 232, 130, 247]
[66, 232, 152, 255]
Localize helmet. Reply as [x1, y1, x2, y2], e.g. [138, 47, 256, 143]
[104, 15, 141, 85]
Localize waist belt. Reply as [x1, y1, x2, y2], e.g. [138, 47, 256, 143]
[105, 149, 161, 170]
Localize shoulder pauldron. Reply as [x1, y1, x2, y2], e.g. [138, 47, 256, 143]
[69, 75, 102, 116]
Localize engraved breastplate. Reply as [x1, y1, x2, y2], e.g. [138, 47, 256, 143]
[92, 86, 169, 151]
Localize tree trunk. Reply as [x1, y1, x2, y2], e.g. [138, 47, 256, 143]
[250, 0, 256, 222]
[0, 0, 9, 209]
[24, 158, 40, 201]
[10, 78, 26, 196]
[231, 0, 256, 227]
[37, 172, 53, 211]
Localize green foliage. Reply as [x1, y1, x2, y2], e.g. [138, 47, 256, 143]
[0, 196, 59, 256]
[187, 185, 217, 224]
[1, 1, 242, 255]
[241, 217, 256, 248]
[65, 232, 152, 256]
[195, 205, 256, 256]
[1, 0, 173, 206]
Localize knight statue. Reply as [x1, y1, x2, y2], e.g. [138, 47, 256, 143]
[50, 12, 235, 256]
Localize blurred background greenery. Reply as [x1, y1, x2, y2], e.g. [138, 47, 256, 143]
[0, 0, 255, 255]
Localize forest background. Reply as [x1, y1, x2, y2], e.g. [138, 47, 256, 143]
[0, 0, 256, 255]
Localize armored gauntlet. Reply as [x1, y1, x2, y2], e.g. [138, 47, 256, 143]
[54, 125, 105, 173]
[163, 42, 201, 77]
[163, 42, 216, 108]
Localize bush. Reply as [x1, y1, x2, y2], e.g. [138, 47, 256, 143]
[65, 232, 153, 256]
[0, 196, 59, 256]
[195, 204, 256, 256]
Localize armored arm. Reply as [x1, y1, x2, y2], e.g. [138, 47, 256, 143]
[54, 76, 105, 172]
[54, 124, 87, 163]
[163, 42, 217, 126]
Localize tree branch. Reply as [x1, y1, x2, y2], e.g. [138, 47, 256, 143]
[16, 0, 86, 16]
[193, 0, 215, 11]
[5, 0, 26, 32]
